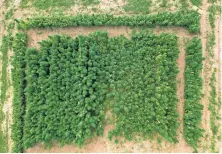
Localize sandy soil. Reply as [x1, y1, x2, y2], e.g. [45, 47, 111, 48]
[2, 58, 13, 152]
[13, 0, 184, 19]
[0, 34, 13, 153]
[175, 38, 193, 152]
[219, 14, 222, 153]
[26, 26, 195, 49]
[150, 0, 183, 13]
[214, 14, 221, 153]
[199, 0, 211, 151]
[0, 1, 3, 9]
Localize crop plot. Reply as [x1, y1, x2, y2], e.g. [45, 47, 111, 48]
[10, 11, 204, 153]
[13, 31, 180, 150]
[11, 14, 204, 152]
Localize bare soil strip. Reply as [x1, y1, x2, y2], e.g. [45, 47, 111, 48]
[2, 53, 13, 152]
[219, 14, 222, 152]
[199, 0, 211, 151]
[214, 13, 221, 154]
[25, 26, 195, 153]
[27, 26, 195, 49]
[174, 38, 193, 152]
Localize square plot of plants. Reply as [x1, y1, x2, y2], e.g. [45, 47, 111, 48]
[22, 31, 180, 149]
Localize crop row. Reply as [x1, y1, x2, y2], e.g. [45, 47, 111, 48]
[0, 36, 9, 153]
[17, 10, 200, 33]
[209, 70, 220, 152]
[11, 33, 28, 153]
[0, 36, 8, 109]
[184, 37, 204, 152]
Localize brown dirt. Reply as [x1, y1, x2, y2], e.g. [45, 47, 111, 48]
[150, 0, 182, 13]
[13, 0, 126, 19]
[0, 0, 3, 9]
[199, 0, 211, 151]
[13, 0, 185, 19]
[219, 13, 222, 153]
[27, 26, 195, 49]
[214, 14, 221, 153]
[174, 37, 193, 152]
[97, 0, 126, 13]
[25, 26, 195, 153]
[2, 84, 13, 153]
[14, 0, 21, 7]
[27, 26, 131, 49]
[5, 49, 13, 153]
[2, 48, 14, 153]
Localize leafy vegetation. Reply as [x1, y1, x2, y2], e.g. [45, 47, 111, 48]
[0, 109, 7, 153]
[0, 36, 9, 153]
[123, 0, 151, 14]
[190, 0, 202, 6]
[209, 70, 220, 152]
[184, 37, 204, 151]
[160, 0, 167, 8]
[23, 33, 107, 149]
[208, 0, 218, 3]
[3, 0, 13, 8]
[17, 10, 200, 33]
[207, 2, 221, 152]
[1, 36, 9, 108]
[180, 0, 189, 9]
[81, 0, 100, 6]
[108, 32, 180, 143]
[4, 8, 14, 20]
[208, 5, 220, 29]
[11, 33, 28, 153]
[21, 0, 99, 9]
[206, 31, 215, 57]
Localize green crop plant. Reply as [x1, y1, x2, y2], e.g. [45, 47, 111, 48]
[190, 0, 202, 6]
[0, 36, 9, 153]
[11, 33, 28, 153]
[17, 10, 200, 33]
[184, 37, 204, 152]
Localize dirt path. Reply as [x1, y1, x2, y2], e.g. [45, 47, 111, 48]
[199, 0, 211, 151]
[219, 14, 222, 153]
[26, 26, 195, 49]
[215, 2, 221, 152]
[2, 58, 13, 152]
[174, 38, 193, 152]
[214, 14, 221, 153]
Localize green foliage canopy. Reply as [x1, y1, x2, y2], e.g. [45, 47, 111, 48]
[20, 31, 180, 149]
[17, 10, 200, 33]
